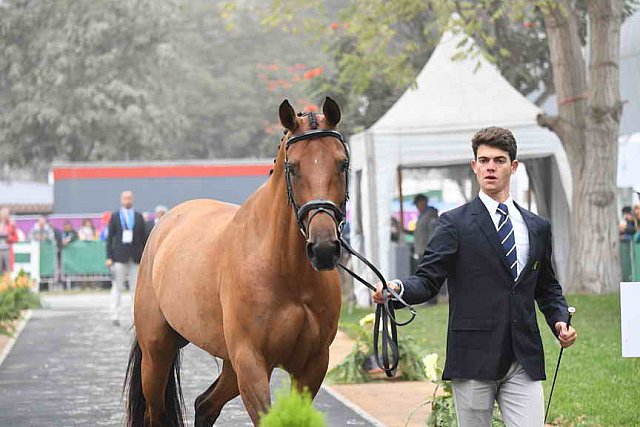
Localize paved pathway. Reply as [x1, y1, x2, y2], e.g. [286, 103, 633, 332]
[0, 293, 375, 426]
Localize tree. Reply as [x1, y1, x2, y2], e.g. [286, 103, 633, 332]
[535, 0, 625, 293]
[268, 0, 633, 294]
[0, 0, 185, 170]
[0, 0, 332, 172]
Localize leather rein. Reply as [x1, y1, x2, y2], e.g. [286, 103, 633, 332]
[283, 112, 417, 377]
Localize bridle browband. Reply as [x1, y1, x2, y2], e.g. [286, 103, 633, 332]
[280, 111, 416, 378]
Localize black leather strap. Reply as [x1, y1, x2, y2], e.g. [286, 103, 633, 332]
[338, 235, 417, 377]
[286, 129, 345, 147]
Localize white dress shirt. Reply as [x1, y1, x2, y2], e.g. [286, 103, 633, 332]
[478, 191, 530, 279]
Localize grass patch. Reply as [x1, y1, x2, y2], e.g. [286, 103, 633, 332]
[339, 295, 640, 426]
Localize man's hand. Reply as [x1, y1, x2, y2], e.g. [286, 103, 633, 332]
[105, 258, 113, 267]
[372, 281, 401, 304]
[554, 322, 577, 348]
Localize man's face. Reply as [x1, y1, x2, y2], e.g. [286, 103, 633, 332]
[471, 145, 518, 195]
[416, 200, 427, 213]
[38, 216, 47, 227]
[121, 192, 134, 209]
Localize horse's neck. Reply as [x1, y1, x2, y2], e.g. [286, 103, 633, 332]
[235, 159, 309, 275]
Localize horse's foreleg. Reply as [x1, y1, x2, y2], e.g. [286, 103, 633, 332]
[232, 349, 272, 425]
[290, 349, 330, 398]
[194, 359, 239, 427]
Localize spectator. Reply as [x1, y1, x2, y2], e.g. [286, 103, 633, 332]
[634, 204, 640, 234]
[78, 219, 97, 241]
[48, 218, 63, 249]
[106, 190, 146, 326]
[61, 221, 78, 247]
[99, 211, 111, 241]
[412, 194, 439, 259]
[0, 208, 18, 273]
[145, 205, 168, 238]
[620, 206, 636, 241]
[30, 215, 55, 242]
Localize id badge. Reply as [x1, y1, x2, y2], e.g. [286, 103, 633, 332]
[122, 229, 133, 244]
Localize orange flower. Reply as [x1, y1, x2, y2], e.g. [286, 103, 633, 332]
[303, 67, 324, 80]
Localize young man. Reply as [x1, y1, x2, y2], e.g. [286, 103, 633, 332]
[373, 127, 577, 426]
[106, 191, 147, 326]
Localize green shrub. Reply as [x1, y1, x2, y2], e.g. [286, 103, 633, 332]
[328, 312, 427, 383]
[260, 386, 326, 427]
[0, 272, 40, 336]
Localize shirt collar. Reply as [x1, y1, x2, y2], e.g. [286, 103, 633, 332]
[478, 190, 515, 215]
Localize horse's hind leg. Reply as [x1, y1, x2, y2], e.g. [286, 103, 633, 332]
[136, 268, 182, 426]
[194, 359, 239, 427]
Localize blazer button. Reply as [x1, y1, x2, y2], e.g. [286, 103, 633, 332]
[512, 319, 517, 324]
[511, 290, 515, 295]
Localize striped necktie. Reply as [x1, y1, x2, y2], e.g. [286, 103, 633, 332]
[497, 203, 517, 279]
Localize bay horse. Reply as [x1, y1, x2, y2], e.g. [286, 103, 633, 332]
[125, 97, 347, 426]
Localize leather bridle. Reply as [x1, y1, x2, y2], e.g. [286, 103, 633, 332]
[281, 111, 417, 378]
[284, 112, 349, 239]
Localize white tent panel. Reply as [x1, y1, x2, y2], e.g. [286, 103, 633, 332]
[372, 30, 542, 134]
[618, 133, 640, 190]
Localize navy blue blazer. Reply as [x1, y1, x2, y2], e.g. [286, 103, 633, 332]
[399, 196, 569, 381]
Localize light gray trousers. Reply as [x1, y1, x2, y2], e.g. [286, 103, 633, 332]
[452, 362, 544, 427]
[110, 261, 138, 321]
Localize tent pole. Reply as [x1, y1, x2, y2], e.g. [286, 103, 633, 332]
[397, 167, 405, 240]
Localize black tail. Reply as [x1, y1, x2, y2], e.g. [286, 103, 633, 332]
[124, 337, 185, 427]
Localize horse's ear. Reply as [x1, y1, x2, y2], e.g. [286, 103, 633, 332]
[279, 99, 297, 132]
[322, 96, 341, 127]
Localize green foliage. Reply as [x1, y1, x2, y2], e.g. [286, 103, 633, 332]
[0, 0, 330, 170]
[0, 272, 41, 336]
[397, 338, 428, 381]
[260, 386, 326, 427]
[326, 343, 371, 384]
[327, 313, 426, 383]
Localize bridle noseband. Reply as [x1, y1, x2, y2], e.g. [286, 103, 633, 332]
[284, 112, 350, 239]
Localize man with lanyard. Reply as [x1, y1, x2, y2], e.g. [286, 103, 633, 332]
[106, 191, 146, 326]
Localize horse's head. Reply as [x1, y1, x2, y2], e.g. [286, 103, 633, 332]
[279, 97, 348, 271]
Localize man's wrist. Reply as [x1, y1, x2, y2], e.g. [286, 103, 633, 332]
[390, 279, 405, 299]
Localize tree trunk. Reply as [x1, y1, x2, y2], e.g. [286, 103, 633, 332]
[539, 0, 623, 293]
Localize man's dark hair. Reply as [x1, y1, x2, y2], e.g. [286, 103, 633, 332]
[413, 194, 428, 205]
[622, 206, 632, 215]
[471, 126, 517, 161]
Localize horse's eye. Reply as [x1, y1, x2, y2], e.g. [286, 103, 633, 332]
[339, 161, 349, 174]
[286, 162, 298, 177]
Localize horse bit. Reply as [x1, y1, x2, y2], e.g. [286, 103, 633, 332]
[283, 111, 417, 377]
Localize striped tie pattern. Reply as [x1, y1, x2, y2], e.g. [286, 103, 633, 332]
[497, 203, 517, 279]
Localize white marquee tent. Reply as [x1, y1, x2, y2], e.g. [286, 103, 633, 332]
[348, 29, 573, 304]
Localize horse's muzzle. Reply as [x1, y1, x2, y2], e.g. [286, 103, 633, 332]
[306, 240, 341, 271]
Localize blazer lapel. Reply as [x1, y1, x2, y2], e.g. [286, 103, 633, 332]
[470, 197, 513, 276]
[513, 202, 538, 288]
